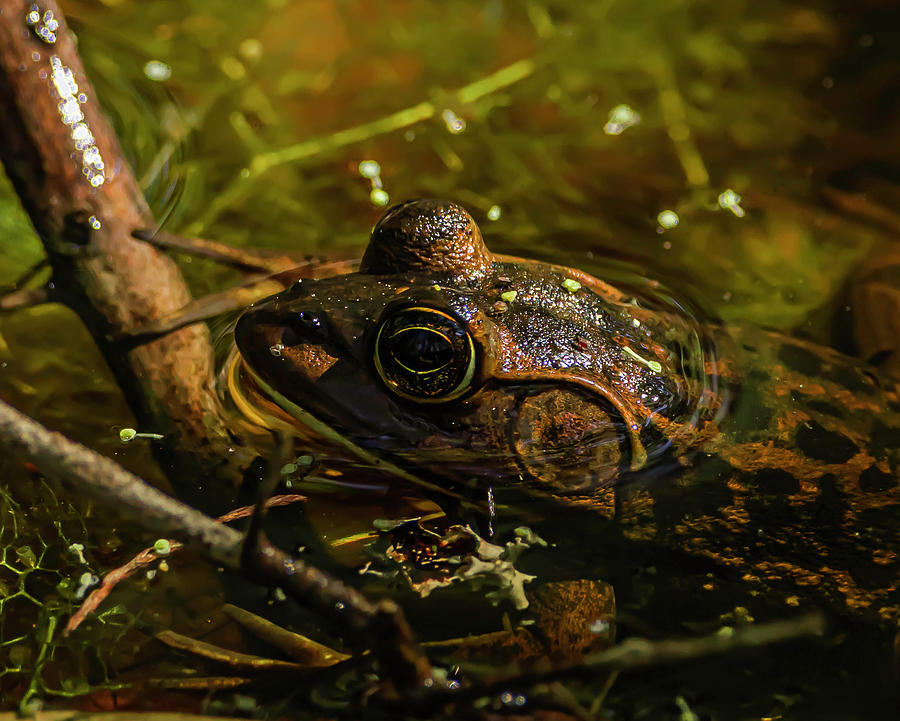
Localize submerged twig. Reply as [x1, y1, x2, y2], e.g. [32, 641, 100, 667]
[65, 494, 307, 635]
[124, 257, 358, 340]
[222, 604, 351, 666]
[446, 612, 825, 706]
[154, 629, 305, 671]
[822, 185, 900, 236]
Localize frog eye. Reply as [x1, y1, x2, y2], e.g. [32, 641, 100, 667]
[374, 307, 476, 403]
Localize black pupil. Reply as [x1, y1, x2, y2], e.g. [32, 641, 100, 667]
[389, 328, 453, 372]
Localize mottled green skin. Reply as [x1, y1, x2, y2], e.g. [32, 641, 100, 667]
[235, 199, 900, 628]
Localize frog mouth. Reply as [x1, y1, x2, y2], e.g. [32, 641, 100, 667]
[224, 349, 474, 505]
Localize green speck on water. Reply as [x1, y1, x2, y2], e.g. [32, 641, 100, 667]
[623, 346, 663, 373]
[500, 290, 517, 303]
[370, 188, 390, 206]
[718, 188, 746, 218]
[153, 539, 171, 556]
[358, 159, 382, 179]
[562, 278, 582, 293]
[657, 209, 679, 229]
[119, 428, 137, 443]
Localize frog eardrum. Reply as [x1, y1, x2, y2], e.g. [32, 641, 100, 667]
[373, 306, 476, 403]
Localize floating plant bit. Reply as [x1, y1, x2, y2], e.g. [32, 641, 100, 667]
[718, 189, 746, 218]
[75, 572, 99, 600]
[487, 204, 502, 221]
[153, 539, 172, 556]
[442, 108, 466, 134]
[119, 427, 165, 444]
[562, 278, 582, 293]
[370, 188, 390, 206]
[358, 160, 390, 206]
[143, 60, 172, 82]
[500, 290, 517, 303]
[657, 210, 679, 232]
[358, 159, 381, 180]
[622, 346, 663, 373]
[604, 104, 641, 135]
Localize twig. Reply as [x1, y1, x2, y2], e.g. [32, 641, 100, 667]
[64, 494, 307, 635]
[0, 285, 49, 311]
[0, 0, 241, 480]
[124, 258, 358, 340]
[0, 395, 432, 690]
[821, 185, 900, 236]
[650, 54, 710, 189]
[154, 629, 305, 671]
[132, 228, 299, 274]
[221, 604, 351, 666]
[445, 613, 826, 706]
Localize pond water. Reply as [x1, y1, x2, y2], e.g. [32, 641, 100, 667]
[1, 0, 898, 718]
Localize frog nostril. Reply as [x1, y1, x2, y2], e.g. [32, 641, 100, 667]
[282, 311, 327, 346]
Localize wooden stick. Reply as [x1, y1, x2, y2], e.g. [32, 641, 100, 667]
[0, 0, 241, 478]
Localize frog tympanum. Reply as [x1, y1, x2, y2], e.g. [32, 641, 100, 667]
[233, 199, 900, 626]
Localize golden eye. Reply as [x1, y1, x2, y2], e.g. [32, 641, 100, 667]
[374, 306, 476, 403]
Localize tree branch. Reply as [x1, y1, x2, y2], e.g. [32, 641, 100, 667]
[0, 0, 243, 481]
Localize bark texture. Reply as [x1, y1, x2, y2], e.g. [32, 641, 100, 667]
[0, 0, 243, 483]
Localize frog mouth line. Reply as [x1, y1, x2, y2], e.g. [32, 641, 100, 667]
[225, 350, 476, 506]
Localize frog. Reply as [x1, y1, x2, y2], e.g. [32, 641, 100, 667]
[232, 199, 900, 641]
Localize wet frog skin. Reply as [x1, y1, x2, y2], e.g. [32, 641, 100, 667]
[234, 199, 900, 625]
